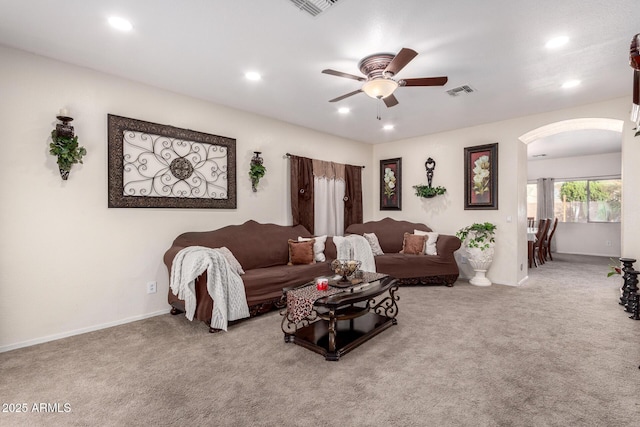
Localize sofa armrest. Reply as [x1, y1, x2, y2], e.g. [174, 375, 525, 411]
[163, 245, 186, 276]
[435, 235, 462, 259]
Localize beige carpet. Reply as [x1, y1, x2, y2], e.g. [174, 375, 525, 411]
[1, 253, 639, 426]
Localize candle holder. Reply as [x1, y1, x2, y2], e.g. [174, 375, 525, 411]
[50, 109, 86, 180]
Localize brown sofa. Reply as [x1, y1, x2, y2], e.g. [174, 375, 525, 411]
[163, 220, 337, 330]
[345, 217, 461, 286]
[163, 218, 460, 331]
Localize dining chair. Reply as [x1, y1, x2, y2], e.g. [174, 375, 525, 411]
[533, 218, 550, 267]
[527, 217, 536, 228]
[543, 218, 558, 261]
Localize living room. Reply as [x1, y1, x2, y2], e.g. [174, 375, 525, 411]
[1, 1, 640, 425]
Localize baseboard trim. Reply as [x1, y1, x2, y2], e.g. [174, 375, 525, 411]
[0, 309, 171, 353]
[556, 251, 621, 258]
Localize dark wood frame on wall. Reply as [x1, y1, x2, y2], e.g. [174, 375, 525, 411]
[464, 143, 498, 210]
[380, 157, 402, 210]
[107, 114, 236, 208]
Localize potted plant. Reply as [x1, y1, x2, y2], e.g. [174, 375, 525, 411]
[49, 130, 87, 180]
[413, 184, 447, 198]
[456, 222, 497, 286]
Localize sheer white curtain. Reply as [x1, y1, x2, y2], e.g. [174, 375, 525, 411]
[536, 177, 555, 220]
[313, 160, 345, 236]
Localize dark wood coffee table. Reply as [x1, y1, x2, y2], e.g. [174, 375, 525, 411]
[281, 274, 399, 361]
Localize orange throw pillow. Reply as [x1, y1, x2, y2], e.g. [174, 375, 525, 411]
[400, 233, 426, 255]
[288, 239, 316, 265]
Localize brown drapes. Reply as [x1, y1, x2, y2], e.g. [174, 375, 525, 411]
[344, 164, 363, 229]
[290, 155, 363, 235]
[290, 155, 314, 233]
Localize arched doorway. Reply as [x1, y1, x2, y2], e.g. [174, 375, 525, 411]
[519, 118, 623, 262]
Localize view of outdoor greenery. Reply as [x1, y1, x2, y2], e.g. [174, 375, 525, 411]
[527, 179, 621, 223]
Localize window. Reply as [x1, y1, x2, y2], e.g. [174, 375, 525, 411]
[554, 179, 621, 223]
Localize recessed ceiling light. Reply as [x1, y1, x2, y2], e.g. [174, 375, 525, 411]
[338, 107, 350, 114]
[383, 124, 394, 131]
[245, 72, 261, 81]
[562, 80, 581, 89]
[546, 36, 569, 49]
[108, 16, 133, 32]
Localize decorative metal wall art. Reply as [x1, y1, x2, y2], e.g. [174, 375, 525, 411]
[413, 157, 447, 198]
[107, 114, 236, 208]
[464, 143, 498, 210]
[380, 158, 401, 210]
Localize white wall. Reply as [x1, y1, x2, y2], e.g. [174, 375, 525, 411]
[528, 151, 621, 180]
[372, 97, 636, 287]
[373, 121, 526, 286]
[528, 152, 622, 257]
[0, 46, 373, 351]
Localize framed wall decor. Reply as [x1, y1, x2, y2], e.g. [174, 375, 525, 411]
[464, 143, 498, 210]
[107, 114, 236, 208]
[380, 157, 402, 210]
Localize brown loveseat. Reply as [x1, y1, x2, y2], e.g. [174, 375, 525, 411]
[164, 218, 460, 331]
[345, 217, 461, 286]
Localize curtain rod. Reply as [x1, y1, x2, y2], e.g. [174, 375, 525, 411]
[285, 153, 365, 169]
[530, 174, 621, 182]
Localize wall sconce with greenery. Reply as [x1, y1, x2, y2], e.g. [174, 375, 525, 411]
[249, 151, 266, 192]
[413, 157, 446, 198]
[50, 109, 86, 180]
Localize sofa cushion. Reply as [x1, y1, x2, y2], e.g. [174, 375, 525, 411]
[363, 232, 384, 256]
[241, 263, 334, 306]
[413, 229, 439, 255]
[374, 253, 455, 279]
[400, 233, 426, 255]
[288, 239, 316, 265]
[298, 235, 327, 262]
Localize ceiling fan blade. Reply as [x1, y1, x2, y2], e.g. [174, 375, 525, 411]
[329, 89, 363, 102]
[322, 69, 366, 82]
[383, 94, 399, 108]
[385, 48, 418, 76]
[400, 76, 448, 87]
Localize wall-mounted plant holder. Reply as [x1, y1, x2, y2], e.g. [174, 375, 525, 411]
[49, 109, 86, 180]
[249, 151, 266, 192]
[413, 157, 446, 198]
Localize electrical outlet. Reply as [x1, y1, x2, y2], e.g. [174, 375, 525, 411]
[606, 240, 612, 247]
[147, 281, 157, 294]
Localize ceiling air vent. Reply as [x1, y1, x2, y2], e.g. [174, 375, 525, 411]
[446, 85, 475, 97]
[288, 0, 340, 17]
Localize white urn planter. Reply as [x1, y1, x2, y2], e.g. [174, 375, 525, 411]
[466, 245, 494, 286]
[456, 223, 497, 287]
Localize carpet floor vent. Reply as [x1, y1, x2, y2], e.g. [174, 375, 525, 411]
[446, 85, 476, 97]
[288, 0, 341, 17]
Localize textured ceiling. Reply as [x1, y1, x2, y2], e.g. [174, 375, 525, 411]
[0, 0, 638, 146]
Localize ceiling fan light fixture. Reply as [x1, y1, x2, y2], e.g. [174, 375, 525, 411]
[362, 79, 398, 99]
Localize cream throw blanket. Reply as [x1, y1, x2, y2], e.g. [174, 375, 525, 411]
[333, 235, 376, 273]
[170, 246, 249, 331]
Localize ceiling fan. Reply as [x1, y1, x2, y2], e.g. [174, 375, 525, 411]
[322, 47, 448, 108]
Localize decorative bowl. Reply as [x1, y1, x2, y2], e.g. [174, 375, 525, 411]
[330, 259, 361, 285]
